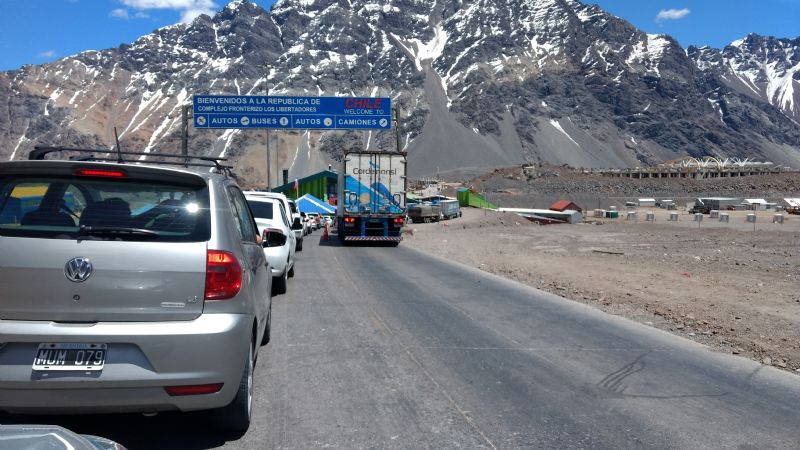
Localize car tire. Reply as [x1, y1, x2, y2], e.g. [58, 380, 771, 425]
[260, 304, 271, 346]
[213, 340, 254, 435]
[272, 270, 287, 295]
[288, 262, 295, 278]
[296, 238, 303, 252]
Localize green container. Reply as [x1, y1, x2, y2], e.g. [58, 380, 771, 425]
[605, 210, 619, 219]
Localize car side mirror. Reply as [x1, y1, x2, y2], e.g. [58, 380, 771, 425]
[292, 217, 303, 230]
[261, 229, 270, 247]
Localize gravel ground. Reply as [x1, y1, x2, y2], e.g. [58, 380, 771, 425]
[403, 207, 800, 374]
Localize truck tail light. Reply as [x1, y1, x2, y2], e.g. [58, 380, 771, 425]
[344, 217, 355, 225]
[205, 250, 242, 301]
[393, 218, 404, 225]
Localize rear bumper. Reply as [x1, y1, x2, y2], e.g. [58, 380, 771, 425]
[0, 313, 252, 414]
[343, 236, 402, 242]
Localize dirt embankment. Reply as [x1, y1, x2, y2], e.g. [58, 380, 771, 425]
[455, 165, 800, 210]
[403, 208, 800, 373]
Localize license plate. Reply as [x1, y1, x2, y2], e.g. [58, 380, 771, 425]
[369, 219, 382, 223]
[32, 343, 107, 371]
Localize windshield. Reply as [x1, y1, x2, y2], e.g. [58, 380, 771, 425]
[247, 200, 274, 220]
[0, 176, 210, 242]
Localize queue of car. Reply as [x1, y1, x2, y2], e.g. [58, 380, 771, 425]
[0, 148, 315, 435]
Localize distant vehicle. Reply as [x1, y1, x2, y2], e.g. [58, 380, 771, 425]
[299, 211, 312, 235]
[244, 191, 304, 251]
[439, 199, 461, 219]
[337, 151, 406, 245]
[0, 147, 272, 433]
[287, 199, 305, 235]
[0, 425, 126, 450]
[691, 197, 741, 214]
[245, 195, 296, 295]
[408, 203, 442, 223]
[306, 212, 321, 230]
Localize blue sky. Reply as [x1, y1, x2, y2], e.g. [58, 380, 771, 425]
[0, 0, 798, 71]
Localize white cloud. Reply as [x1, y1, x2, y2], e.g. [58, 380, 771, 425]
[655, 8, 691, 22]
[110, 8, 129, 19]
[39, 50, 57, 58]
[120, 0, 218, 23]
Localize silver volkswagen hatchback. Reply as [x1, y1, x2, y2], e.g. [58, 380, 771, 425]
[0, 147, 272, 433]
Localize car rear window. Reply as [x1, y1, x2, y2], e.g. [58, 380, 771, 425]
[0, 176, 210, 242]
[247, 200, 274, 220]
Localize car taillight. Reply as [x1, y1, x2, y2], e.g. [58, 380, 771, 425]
[74, 168, 127, 178]
[165, 383, 224, 396]
[205, 250, 242, 301]
[393, 217, 404, 224]
[262, 228, 287, 247]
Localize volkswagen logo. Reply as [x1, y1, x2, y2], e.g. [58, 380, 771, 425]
[64, 257, 93, 283]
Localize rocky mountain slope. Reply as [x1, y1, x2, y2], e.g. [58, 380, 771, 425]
[690, 34, 800, 124]
[1, 0, 799, 183]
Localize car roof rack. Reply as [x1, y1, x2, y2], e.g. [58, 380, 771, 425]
[29, 146, 234, 175]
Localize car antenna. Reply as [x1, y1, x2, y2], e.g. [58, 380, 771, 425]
[113, 127, 125, 164]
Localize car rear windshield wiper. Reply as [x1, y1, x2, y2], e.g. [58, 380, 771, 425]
[78, 225, 161, 239]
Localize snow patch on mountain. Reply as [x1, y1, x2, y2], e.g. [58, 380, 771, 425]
[392, 24, 449, 72]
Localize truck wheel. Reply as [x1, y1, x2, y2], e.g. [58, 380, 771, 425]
[213, 340, 254, 435]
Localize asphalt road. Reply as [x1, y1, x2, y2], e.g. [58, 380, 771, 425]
[6, 231, 800, 449]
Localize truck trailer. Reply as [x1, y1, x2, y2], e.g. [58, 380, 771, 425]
[337, 151, 407, 244]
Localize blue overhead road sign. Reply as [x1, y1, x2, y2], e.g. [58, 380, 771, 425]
[192, 95, 392, 130]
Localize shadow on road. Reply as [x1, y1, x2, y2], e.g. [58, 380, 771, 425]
[2, 411, 235, 449]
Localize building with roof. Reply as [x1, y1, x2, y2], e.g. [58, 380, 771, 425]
[273, 170, 338, 203]
[783, 198, 800, 208]
[549, 200, 582, 213]
[743, 198, 769, 210]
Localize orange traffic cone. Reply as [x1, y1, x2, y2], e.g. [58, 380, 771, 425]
[322, 222, 330, 240]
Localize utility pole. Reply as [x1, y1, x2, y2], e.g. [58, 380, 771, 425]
[265, 78, 272, 190]
[393, 107, 401, 153]
[181, 105, 189, 167]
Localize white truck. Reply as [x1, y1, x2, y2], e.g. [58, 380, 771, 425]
[336, 151, 407, 244]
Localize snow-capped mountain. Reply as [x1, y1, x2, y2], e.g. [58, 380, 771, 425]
[1, 0, 799, 182]
[689, 34, 800, 124]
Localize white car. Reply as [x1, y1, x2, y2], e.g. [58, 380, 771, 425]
[244, 191, 304, 251]
[300, 212, 312, 236]
[306, 212, 321, 230]
[245, 195, 296, 295]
